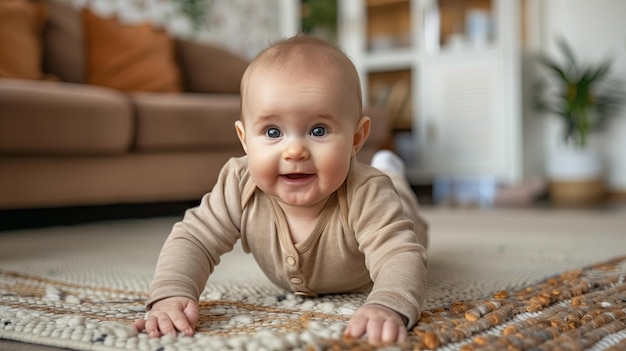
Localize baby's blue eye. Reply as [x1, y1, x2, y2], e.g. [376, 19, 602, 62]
[310, 126, 327, 137]
[266, 128, 281, 138]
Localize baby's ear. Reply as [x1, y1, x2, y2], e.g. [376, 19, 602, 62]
[352, 116, 371, 156]
[235, 120, 248, 154]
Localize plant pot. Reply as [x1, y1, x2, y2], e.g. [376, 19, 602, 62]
[548, 179, 605, 206]
[546, 145, 606, 206]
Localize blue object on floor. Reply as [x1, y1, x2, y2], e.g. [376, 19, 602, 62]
[432, 176, 497, 207]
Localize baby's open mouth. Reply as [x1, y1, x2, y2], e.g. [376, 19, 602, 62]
[283, 173, 313, 180]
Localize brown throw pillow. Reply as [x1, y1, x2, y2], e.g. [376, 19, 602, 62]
[176, 39, 249, 94]
[83, 9, 181, 92]
[0, 0, 46, 80]
[42, 0, 84, 83]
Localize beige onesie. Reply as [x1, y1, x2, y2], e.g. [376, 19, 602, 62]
[148, 156, 428, 326]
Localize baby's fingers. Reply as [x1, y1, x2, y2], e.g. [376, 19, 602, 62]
[381, 320, 407, 344]
[344, 304, 408, 344]
[181, 301, 199, 334]
[131, 318, 146, 332]
[144, 314, 169, 337]
[171, 309, 195, 336]
[343, 316, 367, 340]
[144, 311, 189, 338]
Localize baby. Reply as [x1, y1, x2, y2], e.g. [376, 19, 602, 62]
[133, 36, 428, 345]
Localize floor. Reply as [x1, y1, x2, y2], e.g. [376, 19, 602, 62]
[0, 340, 70, 351]
[1, 203, 625, 351]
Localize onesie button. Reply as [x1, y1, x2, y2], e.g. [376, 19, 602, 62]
[286, 256, 296, 266]
[290, 277, 303, 284]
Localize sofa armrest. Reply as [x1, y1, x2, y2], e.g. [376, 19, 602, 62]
[175, 39, 249, 94]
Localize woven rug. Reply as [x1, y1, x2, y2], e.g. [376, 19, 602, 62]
[1, 212, 625, 350]
[2, 256, 626, 350]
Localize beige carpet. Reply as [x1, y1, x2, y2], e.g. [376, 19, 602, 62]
[1, 207, 625, 350]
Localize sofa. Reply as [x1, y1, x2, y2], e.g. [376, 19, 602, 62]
[0, 0, 390, 210]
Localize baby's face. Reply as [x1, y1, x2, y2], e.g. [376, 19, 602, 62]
[236, 68, 364, 212]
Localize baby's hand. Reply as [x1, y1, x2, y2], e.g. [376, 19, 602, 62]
[132, 296, 199, 338]
[343, 303, 408, 344]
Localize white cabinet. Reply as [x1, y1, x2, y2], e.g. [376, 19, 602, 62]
[339, 0, 523, 184]
[419, 54, 509, 176]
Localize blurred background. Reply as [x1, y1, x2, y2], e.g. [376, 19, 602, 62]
[79, 0, 626, 207]
[288, 0, 626, 208]
[1, 0, 626, 230]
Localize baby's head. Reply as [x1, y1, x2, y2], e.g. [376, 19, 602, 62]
[240, 36, 363, 121]
[235, 36, 370, 210]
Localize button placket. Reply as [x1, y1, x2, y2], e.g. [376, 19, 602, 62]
[284, 253, 308, 292]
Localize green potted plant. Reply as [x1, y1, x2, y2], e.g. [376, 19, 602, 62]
[535, 38, 623, 205]
[172, 0, 209, 32]
[301, 0, 338, 43]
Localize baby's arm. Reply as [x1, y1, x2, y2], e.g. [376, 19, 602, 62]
[132, 297, 199, 337]
[343, 303, 408, 344]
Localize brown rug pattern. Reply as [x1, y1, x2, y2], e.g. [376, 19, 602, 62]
[1, 256, 626, 350]
[319, 256, 626, 350]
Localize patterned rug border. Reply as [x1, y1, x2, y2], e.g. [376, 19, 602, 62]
[2, 256, 626, 350]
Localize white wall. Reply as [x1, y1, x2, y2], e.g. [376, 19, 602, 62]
[533, 0, 626, 191]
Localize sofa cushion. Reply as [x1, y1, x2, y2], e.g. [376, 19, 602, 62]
[176, 39, 249, 94]
[0, 0, 46, 80]
[0, 78, 133, 156]
[83, 9, 182, 92]
[0, 151, 245, 209]
[132, 93, 242, 151]
[42, 0, 84, 83]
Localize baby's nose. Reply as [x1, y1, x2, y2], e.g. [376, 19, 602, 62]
[282, 140, 310, 161]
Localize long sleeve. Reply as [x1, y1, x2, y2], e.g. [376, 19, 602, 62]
[347, 165, 428, 327]
[147, 157, 250, 308]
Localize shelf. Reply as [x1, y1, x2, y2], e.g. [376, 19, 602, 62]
[367, 0, 409, 7]
[368, 70, 413, 131]
[339, 0, 523, 182]
[364, 48, 416, 71]
[437, 0, 495, 51]
[366, 0, 412, 53]
[430, 45, 500, 59]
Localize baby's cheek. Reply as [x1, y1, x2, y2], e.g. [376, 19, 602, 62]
[319, 155, 350, 180]
[248, 163, 272, 185]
